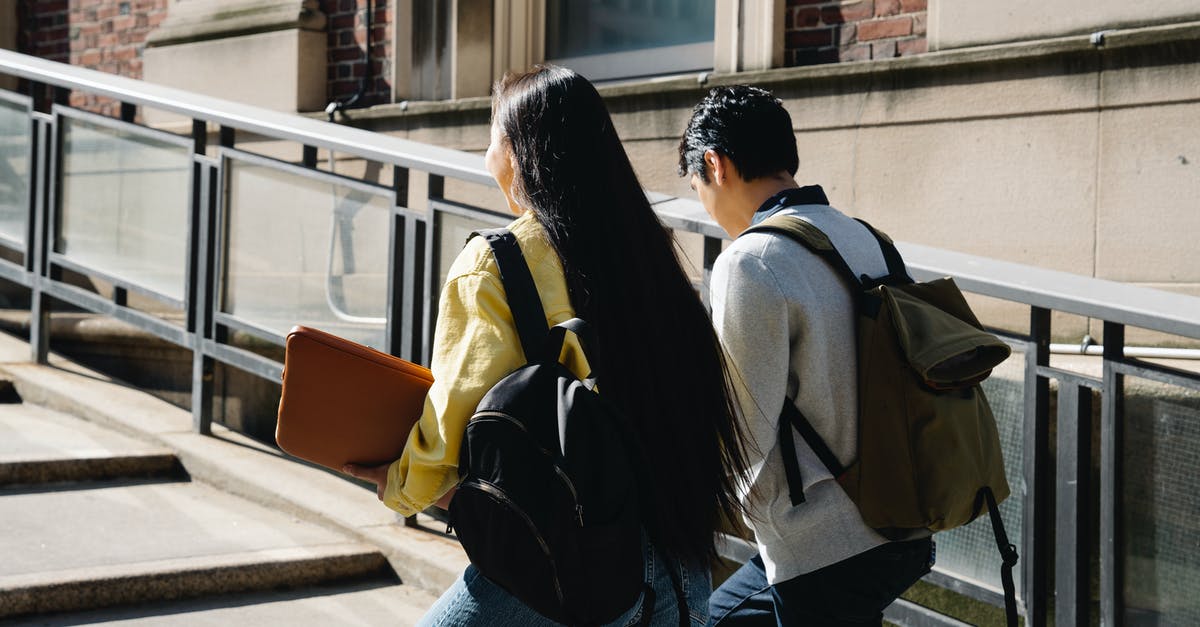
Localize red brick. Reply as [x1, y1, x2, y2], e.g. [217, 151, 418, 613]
[913, 13, 927, 36]
[822, 1, 873, 23]
[897, 38, 927, 56]
[858, 17, 912, 40]
[786, 27, 834, 48]
[900, 0, 927, 11]
[838, 23, 857, 45]
[794, 7, 821, 28]
[78, 50, 102, 65]
[872, 39, 897, 59]
[331, 47, 362, 61]
[875, 0, 900, 17]
[840, 43, 872, 62]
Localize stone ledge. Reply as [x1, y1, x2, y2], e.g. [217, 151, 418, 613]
[325, 20, 1200, 125]
[146, 0, 326, 49]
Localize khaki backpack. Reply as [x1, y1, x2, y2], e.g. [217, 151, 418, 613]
[745, 214, 1020, 627]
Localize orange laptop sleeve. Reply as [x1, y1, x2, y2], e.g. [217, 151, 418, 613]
[276, 325, 433, 472]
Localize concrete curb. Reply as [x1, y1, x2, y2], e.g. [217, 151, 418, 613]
[0, 332, 469, 598]
[0, 451, 182, 487]
[0, 543, 390, 619]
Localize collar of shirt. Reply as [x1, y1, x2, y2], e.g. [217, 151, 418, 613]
[751, 185, 830, 226]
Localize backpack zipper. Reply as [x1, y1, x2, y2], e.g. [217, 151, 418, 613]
[553, 465, 584, 527]
[471, 411, 585, 527]
[469, 411, 554, 457]
[463, 477, 566, 607]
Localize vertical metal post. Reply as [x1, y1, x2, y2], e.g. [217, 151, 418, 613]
[302, 145, 318, 169]
[189, 119, 222, 435]
[385, 166, 410, 357]
[1100, 322, 1125, 626]
[1055, 379, 1093, 627]
[24, 116, 41, 275]
[30, 110, 57, 365]
[422, 174, 444, 365]
[119, 102, 136, 123]
[190, 159, 216, 435]
[1023, 307, 1052, 627]
[700, 235, 722, 309]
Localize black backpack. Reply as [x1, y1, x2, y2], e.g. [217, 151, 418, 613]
[447, 229, 686, 626]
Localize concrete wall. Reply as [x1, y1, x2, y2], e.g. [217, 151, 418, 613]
[930, 0, 1200, 50]
[349, 23, 1200, 346]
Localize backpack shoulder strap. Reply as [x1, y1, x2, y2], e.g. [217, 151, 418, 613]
[744, 214, 864, 290]
[473, 228, 549, 362]
[778, 399, 848, 507]
[852, 218, 913, 285]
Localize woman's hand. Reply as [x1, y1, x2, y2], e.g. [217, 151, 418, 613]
[343, 462, 390, 501]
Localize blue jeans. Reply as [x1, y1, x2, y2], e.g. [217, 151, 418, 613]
[708, 538, 934, 626]
[420, 539, 711, 626]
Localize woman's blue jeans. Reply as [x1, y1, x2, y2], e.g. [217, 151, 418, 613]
[419, 538, 711, 626]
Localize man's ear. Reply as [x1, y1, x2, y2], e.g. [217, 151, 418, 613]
[704, 149, 727, 186]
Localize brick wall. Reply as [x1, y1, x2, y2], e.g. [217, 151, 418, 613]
[784, 0, 927, 66]
[321, 0, 392, 106]
[17, 0, 169, 115]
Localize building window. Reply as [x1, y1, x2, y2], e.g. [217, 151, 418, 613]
[544, 0, 715, 81]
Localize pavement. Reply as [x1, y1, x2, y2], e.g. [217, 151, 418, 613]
[0, 331, 466, 625]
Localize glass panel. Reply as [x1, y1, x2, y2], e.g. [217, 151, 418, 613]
[931, 346, 1025, 593]
[223, 159, 392, 350]
[436, 211, 502, 290]
[0, 99, 31, 249]
[545, 0, 715, 60]
[58, 117, 191, 300]
[1123, 377, 1200, 626]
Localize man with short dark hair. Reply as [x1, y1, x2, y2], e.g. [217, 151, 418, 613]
[680, 85, 933, 626]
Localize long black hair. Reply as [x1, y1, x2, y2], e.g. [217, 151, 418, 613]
[492, 66, 750, 566]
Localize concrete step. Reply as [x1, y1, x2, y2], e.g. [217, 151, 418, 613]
[12, 580, 438, 626]
[0, 400, 184, 486]
[0, 479, 393, 619]
[0, 542, 394, 621]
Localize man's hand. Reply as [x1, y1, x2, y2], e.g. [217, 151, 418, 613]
[343, 462, 390, 501]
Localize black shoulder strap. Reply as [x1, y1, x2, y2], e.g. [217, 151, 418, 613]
[977, 487, 1020, 627]
[778, 400, 847, 507]
[853, 218, 913, 285]
[474, 228, 549, 362]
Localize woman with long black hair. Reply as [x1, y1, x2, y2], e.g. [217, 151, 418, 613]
[345, 66, 750, 626]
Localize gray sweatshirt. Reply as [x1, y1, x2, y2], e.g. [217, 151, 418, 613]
[710, 191, 892, 583]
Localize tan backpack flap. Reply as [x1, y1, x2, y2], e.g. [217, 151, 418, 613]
[276, 326, 433, 471]
[883, 280, 1012, 389]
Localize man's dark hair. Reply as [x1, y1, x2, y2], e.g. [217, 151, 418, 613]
[678, 85, 798, 182]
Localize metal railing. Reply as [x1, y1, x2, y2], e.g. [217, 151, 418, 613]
[3, 49, 1199, 627]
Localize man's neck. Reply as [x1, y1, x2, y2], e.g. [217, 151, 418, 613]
[729, 175, 799, 236]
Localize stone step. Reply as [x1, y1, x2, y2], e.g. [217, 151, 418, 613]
[0, 543, 394, 620]
[13, 579, 438, 626]
[0, 478, 394, 620]
[0, 401, 183, 487]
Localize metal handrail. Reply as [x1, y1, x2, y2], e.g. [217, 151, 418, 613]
[3, 48, 1197, 341]
[0, 49, 492, 186]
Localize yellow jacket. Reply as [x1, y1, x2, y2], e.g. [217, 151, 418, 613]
[383, 211, 588, 515]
